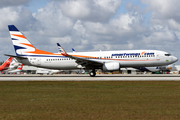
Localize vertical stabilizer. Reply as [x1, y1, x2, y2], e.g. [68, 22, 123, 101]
[8, 25, 53, 56]
[17, 64, 23, 70]
[0, 57, 13, 71]
[8, 25, 36, 56]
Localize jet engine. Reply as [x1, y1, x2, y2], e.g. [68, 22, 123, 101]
[102, 62, 120, 71]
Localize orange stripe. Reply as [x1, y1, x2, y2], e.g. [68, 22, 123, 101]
[141, 51, 146, 55]
[25, 48, 62, 56]
[19, 43, 56, 55]
[72, 54, 91, 58]
[11, 34, 26, 39]
[20, 43, 35, 48]
[70, 54, 156, 61]
[26, 48, 54, 55]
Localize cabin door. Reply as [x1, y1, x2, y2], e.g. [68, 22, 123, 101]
[156, 52, 160, 60]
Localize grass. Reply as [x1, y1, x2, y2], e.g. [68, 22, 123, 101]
[0, 81, 180, 120]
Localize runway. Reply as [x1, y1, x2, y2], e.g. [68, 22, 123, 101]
[0, 74, 180, 81]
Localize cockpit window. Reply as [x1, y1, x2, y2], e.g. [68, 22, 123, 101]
[165, 54, 171, 56]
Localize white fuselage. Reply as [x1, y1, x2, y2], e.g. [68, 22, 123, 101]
[16, 50, 178, 70]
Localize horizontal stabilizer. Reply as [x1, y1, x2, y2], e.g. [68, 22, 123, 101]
[4, 54, 27, 59]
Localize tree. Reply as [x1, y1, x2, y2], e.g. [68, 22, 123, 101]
[0, 61, 4, 65]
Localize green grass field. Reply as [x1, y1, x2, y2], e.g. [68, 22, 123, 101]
[0, 81, 180, 120]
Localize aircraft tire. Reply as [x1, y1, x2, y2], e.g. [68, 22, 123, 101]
[89, 71, 96, 77]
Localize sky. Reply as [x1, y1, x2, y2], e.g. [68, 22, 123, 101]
[0, 0, 180, 64]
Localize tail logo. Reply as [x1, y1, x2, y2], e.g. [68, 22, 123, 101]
[141, 51, 146, 56]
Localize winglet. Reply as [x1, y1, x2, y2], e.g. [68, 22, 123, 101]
[72, 48, 75, 52]
[57, 43, 68, 56]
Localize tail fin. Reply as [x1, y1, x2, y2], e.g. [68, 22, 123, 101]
[0, 57, 13, 71]
[9, 58, 21, 69]
[8, 25, 53, 56]
[57, 43, 68, 56]
[8, 25, 36, 56]
[8, 63, 23, 73]
[17, 64, 23, 70]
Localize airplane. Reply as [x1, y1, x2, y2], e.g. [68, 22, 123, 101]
[8, 58, 22, 70]
[8, 63, 23, 74]
[135, 64, 177, 72]
[160, 64, 177, 71]
[70, 47, 178, 73]
[36, 68, 61, 75]
[0, 57, 13, 71]
[70, 48, 178, 73]
[5, 25, 178, 77]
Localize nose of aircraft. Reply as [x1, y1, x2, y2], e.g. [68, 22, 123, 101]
[172, 56, 178, 63]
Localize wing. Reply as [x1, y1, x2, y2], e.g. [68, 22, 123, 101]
[68, 55, 103, 69]
[57, 43, 103, 69]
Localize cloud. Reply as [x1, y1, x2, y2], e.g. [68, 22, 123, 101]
[0, 0, 180, 64]
[141, 0, 180, 30]
[34, 2, 75, 37]
[0, 6, 40, 31]
[141, 0, 180, 19]
[0, 5, 41, 60]
[84, 12, 146, 46]
[59, 0, 121, 22]
[0, 0, 31, 8]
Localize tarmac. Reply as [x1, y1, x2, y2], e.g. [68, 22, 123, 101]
[0, 74, 180, 81]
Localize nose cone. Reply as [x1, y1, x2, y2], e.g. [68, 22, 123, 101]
[172, 56, 178, 63]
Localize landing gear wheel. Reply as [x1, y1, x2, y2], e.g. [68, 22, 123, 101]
[89, 71, 96, 77]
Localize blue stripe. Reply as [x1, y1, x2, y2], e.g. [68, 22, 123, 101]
[14, 45, 26, 51]
[13, 45, 26, 56]
[12, 38, 18, 40]
[8, 25, 19, 31]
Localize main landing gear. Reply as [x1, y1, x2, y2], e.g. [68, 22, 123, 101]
[89, 69, 96, 77]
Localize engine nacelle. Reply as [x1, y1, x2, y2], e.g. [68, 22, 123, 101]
[102, 62, 120, 71]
